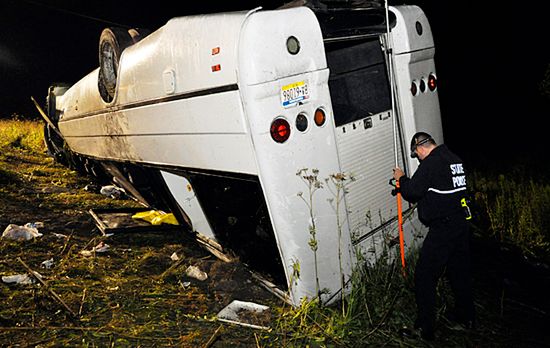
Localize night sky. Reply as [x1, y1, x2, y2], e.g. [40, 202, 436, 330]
[1, 0, 549, 164]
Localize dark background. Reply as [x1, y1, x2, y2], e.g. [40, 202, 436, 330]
[1, 0, 549, 165]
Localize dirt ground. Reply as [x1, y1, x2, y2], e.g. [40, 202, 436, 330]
[0, 147, 281, 347]
[467, 235, 550, 348]
[3, 134, 550, 347]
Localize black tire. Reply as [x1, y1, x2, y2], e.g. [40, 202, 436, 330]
[98, 27, 134, 103]
[127, 27, 152, 44]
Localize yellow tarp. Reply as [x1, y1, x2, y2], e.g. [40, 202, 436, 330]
[132, 210, 179, 225]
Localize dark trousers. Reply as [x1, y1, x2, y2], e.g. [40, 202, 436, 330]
[414, 215, 475, 332]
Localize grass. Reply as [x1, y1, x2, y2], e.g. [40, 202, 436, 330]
[471, 169, 550, 262]
[0, 117, 44, 152]
[260, 162, 550, 346]
[260, 255, 418, 347]
[1, 118, 549, 347]
[259, 245, 488, 347]
[0, 118, 279, 347]
[0, 119, 136, 213]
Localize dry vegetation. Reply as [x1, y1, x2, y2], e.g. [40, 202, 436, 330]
[1, 118, 550, 347]
[0, 119, 279, 347]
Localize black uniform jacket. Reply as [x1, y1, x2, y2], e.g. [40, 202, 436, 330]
[399, 144, 467, 226]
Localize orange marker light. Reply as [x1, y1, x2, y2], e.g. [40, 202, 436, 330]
[211, 64, 221, 72]
[212, 47, 220, 55]
[314, 108, 326, 127]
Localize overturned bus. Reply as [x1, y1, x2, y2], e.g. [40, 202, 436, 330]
[40, 3, 443, 305]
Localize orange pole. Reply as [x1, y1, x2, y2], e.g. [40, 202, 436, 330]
[396, 180, 406, 274]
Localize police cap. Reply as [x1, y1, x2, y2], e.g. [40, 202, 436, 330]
[410, 132, 434, 158]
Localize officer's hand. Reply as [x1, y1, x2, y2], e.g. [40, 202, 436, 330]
[393, 167, 405, 181]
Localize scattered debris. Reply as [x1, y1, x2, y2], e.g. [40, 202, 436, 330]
[195, 233, 233, 263]
[2, 273, 41, 285]
[17, 257, 78, 318]
[99, 185, 125, 199]
[170, 252, 180, 261]
[89, 207, 182, 235]
[2, 223, 43, 241]
[0, 120, 280, 346]
[80, 241, 110, 257]
[41, 258, 55, 269]
[158, 254, 187, 281]
[217, 300, 271, 330]
[185, 265, 208, 281]
[132, 210, 179, 225]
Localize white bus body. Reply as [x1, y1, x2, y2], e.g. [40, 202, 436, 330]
[46, 5, 442, 305]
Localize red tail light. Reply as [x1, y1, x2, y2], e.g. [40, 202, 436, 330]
[270, 118, 291, 143]
[428, 73, 437, 91]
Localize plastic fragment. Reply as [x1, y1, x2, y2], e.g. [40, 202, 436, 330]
[100, 185, 125, 199]
[2, 272, 43, 285]
[80, 241, 110, 256]
[185, 265, 208, 281]
[2, 224, 43, 241]
[132, 210, 179, 225]
[217, 300, 270, 329]
[41, 258, 55, 269]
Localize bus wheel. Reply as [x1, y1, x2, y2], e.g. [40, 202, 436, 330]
[98, 27, 134, 103]
[128, 27, 151, 43]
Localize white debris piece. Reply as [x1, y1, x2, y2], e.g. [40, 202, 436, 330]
[2, 224, 43, 241]
[2, 272, 43, 285]
[41, 258, 55, 269]
[93, 242, 110, 253]
[100, 185, 125, 199]
[217, 300, 270, 330]
[185, 265, 208, 281]
[80, 241, 110, 256]
[170, 252, 180, 261]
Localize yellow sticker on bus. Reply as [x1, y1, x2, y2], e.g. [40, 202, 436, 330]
[281, 80, 310, 107]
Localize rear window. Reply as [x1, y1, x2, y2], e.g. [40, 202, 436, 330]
[326, 39, 391, 127]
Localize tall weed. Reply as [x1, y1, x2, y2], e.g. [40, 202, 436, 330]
[263, 169, 421, 346]
[262, 251, 418, 347]
[472, 170, 550, 260]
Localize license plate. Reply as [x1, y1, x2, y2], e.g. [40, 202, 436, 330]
[281, 80, 310, 107]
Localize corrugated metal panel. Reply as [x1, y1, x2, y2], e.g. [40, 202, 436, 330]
[335, 111, 405, 243]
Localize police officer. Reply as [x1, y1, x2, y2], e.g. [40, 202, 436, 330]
[393, 132, 475, 340]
